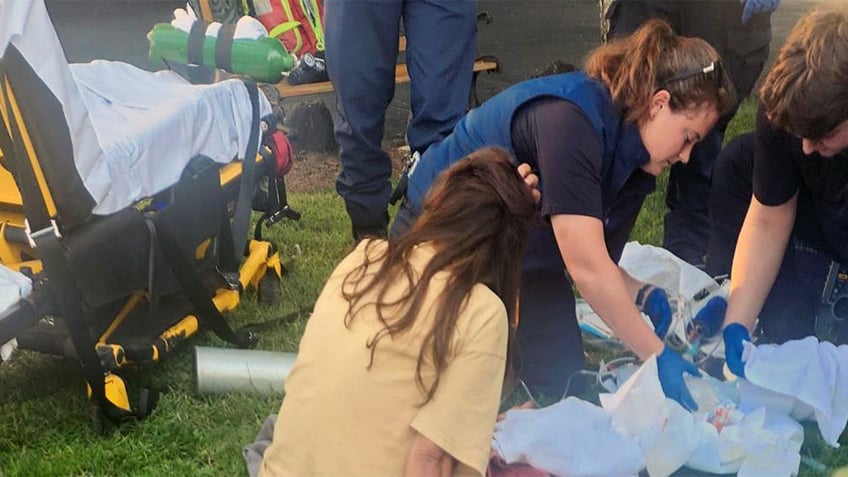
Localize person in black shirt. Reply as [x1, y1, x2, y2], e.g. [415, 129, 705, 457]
[707, 1, 848, 379]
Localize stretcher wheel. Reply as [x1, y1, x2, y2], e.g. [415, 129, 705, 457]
[258, 272, 282, 307]
[90, 402, 118, 436]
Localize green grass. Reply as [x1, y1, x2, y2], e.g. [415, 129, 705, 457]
[1, 99, 846, 476]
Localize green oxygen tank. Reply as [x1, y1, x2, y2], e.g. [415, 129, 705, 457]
[147, 23, 294, 84]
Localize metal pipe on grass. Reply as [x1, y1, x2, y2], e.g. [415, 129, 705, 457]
[194, 346, 297, 395]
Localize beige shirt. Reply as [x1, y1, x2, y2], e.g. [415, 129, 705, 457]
[259, 240, 508, 477]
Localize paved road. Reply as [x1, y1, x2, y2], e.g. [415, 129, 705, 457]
[46, 0, 818, 140]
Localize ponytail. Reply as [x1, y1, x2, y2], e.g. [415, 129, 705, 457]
[585, 19, 736, 123]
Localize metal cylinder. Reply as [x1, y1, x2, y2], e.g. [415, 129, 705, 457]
[193, 346, 297, 395]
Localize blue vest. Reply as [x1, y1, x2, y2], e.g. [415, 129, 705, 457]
[408, 71, 652, 214]
[406, 71, 655, 266]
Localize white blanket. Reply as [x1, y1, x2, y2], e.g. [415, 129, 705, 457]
[493, 397, 645, 477]
[493, 355, 813, 477]
[741, 337, 848, 447]
[71, 61, 270, 212]
[0, 265, 31, 361]
[0, 0, 271, 215]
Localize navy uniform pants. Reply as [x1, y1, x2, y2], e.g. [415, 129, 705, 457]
[706, 133, 818, 343]
[324, 0, 477, 234]
[606, 0, 772, 265]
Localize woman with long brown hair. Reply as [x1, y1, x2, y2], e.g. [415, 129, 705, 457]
[259, 147, 537, 477]
[394, 19, 736, 410]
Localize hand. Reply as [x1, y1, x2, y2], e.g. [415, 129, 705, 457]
[689, 296, 728, 340]
[741, 0, 779, 24]
[657, 346, 701, 411]
[723, 323, 751, 378]
[517, 163, 541, 204]
[637, 285, 672, 338]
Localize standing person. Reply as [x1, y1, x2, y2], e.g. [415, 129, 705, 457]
[324, 0, 477, 241]
[393, 20, 736, 407]
[259, 148, 538, 477]
[601, 0, 777, 266]
[707, 1, 848, 379]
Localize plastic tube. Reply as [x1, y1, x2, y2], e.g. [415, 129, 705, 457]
[193, 346, 296, 395]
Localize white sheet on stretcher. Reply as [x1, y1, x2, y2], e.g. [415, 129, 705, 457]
[0, 0, 271, 215]
[71, 61, 271, 212]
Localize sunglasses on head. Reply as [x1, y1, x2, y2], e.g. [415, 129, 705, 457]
[659, 60, 723, 91]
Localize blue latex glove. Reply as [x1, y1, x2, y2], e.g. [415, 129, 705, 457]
[741, 0, 780, 24]
[689, 296, 728, 340]
[723, 323, 751, 378]
[657, 346, 702, 411]
[638, 286, 672, 338]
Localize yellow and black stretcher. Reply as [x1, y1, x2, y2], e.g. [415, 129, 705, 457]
[0, 43, 298, 431]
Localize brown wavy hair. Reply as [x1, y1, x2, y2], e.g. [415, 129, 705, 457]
[760, 0, 848, 140]
[584, 19, 736, 123]
[341, 147, 537, 404]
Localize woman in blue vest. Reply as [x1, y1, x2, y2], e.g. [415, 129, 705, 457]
[391, 19, 736, 409]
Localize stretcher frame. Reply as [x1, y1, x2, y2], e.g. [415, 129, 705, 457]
[0, 36, 297, 431]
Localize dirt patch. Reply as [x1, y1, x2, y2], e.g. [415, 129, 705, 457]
[284, 140, 412, 195]
[284, 151, 340, 195]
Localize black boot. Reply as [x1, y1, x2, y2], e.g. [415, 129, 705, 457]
[352, 222, 388, 243]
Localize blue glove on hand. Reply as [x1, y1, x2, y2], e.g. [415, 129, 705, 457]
[637, 285, 672, 338]
[723, 323, 751, 378]
[689, 296, 728, 340]
[657, 346, 702, 411]
[741, 0, 780, 24]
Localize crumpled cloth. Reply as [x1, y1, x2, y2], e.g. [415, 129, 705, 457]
[741, 336, 848, 446]
[493, 397, 644, 477]
[599, 355, 806, 477]
[600, 356, 700, 477]
[243, 414, 277, 477]
[1, 265, 32, 362]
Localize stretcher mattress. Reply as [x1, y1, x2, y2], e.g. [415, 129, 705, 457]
[0, 0, 271, 215]
[71, 61, 271, 213]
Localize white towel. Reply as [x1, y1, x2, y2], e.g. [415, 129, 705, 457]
[0, 264, 32, 362]
[742, 337, 848, 446]
[493, 397, 644, 477]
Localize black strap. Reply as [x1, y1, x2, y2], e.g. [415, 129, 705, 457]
[186, 20, 211, 84]
[147, 215, 252, 347]
[1, 71, 138, 422]
[0, 101, 16, 175]
[217, 199, 240, 273]
[238, 307, 311, 333]
[1, 70, 125, 421]
[32, 229, 139, 421]
[187, 20, 208, 67]
[214, 23, 237, 73]
[143, 217, 160, 322]
[635, 284, 654, 310]
[0, 81, 51, 231]
[230, 81, 261, 259]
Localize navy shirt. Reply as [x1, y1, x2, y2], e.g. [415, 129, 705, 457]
[511, 96, 653, 264]
[512, 97, 605, 221]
